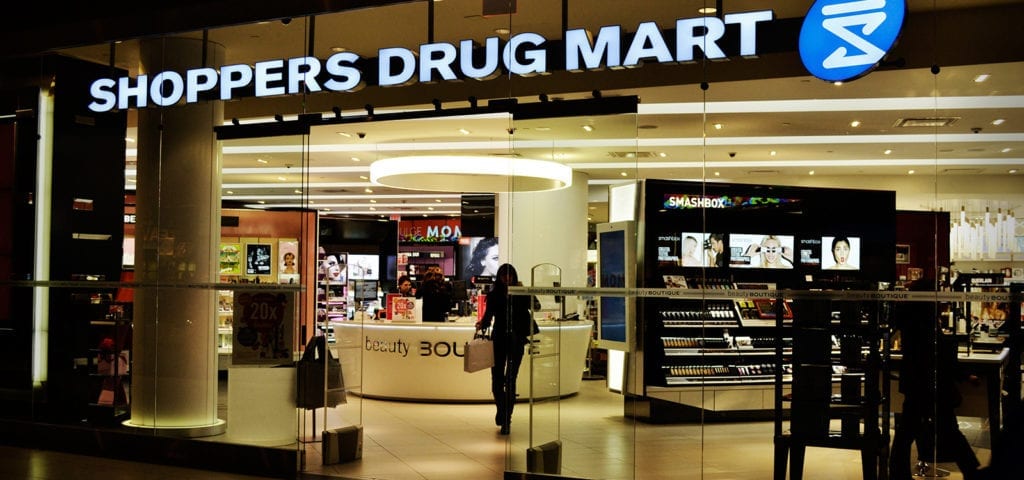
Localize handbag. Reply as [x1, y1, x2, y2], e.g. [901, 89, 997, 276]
[464, 329, 494, 373]
[296, 335, 347, 409]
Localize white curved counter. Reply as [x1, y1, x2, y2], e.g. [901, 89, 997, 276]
[332, 319, 594, 402]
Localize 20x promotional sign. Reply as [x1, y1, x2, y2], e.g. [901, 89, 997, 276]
[799, 0, 906, 82]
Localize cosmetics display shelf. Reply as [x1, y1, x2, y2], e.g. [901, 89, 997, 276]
[648, 295, 797, 387]
[72, 296, 132, 425]
[217, 289, 233, 354]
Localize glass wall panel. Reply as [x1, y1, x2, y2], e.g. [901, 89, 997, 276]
[4, 1, 1021, 480]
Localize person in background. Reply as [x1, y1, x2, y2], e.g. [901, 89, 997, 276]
[416, 270, 451, 322]
[395, 275, 414, 297]
[890, 278, 980, 480]
[475, 263, 539, 435]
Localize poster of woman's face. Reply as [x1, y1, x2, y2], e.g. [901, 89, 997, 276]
[278, 240, 299, 283]
[319, 253, 347, 283]
[460, 237, 499, 280]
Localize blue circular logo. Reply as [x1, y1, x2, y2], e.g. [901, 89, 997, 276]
[799, 0, 906, 82]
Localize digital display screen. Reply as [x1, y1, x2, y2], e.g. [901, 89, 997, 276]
[821, 236, 861, 271]
[678, 232, 707, 267]
[728, 234, 795, 269]
[347, 254, 379, 280]
[599, 229, 627, 344]
[799, 238, 822, 267]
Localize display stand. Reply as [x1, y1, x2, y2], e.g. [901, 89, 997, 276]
[78, 299, 132, 425]
[773, 293, 890, 480]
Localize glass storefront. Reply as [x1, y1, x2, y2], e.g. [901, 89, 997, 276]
[2, 1, 1022, 479]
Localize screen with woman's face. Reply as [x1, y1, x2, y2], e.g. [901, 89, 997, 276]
[728, 234, 795, 269]
[821, 236, 861, 270]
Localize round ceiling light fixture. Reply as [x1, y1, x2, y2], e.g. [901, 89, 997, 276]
[371, 156, 572, 192]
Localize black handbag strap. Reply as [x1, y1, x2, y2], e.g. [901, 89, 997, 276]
[301, 335, 334, 362]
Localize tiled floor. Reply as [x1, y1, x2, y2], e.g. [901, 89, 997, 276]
[2, 379, 993, 480]
[295, 379, 992, 479]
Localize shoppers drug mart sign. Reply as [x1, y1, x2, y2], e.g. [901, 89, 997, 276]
[798, 0, 906, 82]
[87, 10, 774, 112]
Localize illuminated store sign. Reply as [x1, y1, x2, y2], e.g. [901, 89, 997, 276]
[663, 194, 800, 210]
[798, 0, 906, 82]
[87, 10, 773, 112]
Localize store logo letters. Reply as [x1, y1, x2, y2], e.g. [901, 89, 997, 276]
[364, 336, 466, 358]
[87, 10, 773, 112]
[798, 0, 906, 82]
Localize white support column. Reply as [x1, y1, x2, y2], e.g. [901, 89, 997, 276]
[127, 37, 226, 436]
[497, 170, 590, 313]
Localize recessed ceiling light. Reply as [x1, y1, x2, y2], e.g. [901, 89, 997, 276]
[257, 158, 268, 164]
[659, 152, 667, 158]
[907, 170, 915, 175]
[713, 123, 723, 130]
[1009, 169, 1018, 174]
[991, 118, 1005, 125]
[833, 81, 843, 86]
[359, 175, 368, 180]
[435, 199, 442, 202]
[495, 28, 510, 35]
[277, 176, 287, 181]
[226, 190, 234, 195]
[619, 172, 628, 177]
[1001, 148, 1012, 153]
[370, 199, 377, 203]
[257, 200, 266, 204]
[351, 157, 361, 162]
[337, 132, 352, 137]
[364, 188, 373, 193]
[809, 170, 815, 175]
[293, 189, 302, 194]
[459, 128, 471, 135]
[884, 149, 892, 155]
[714, 172, 720, 176]
[125, 137, 135, 143]
[974, 74, 990, 82]
[369, 207, 376, 211]
[582, 125, 594, 132]
[698, 7, 716, 14]
[770, 150, 777, 156]
[330, 46, 347, 53]
[534, 126, 551, 131]
[850, 120, 861, 127]
[428, 207, 435, 211]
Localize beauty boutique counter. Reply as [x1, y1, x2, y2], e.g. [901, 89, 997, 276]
[332, 318, 594, 402]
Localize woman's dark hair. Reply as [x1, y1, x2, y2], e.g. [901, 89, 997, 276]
[465, 237, 499, 277]
[494, 263, 518, 287]
[831, 236, 851, 261]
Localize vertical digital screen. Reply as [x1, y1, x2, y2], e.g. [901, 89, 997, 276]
[599, 230, 627, 343]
